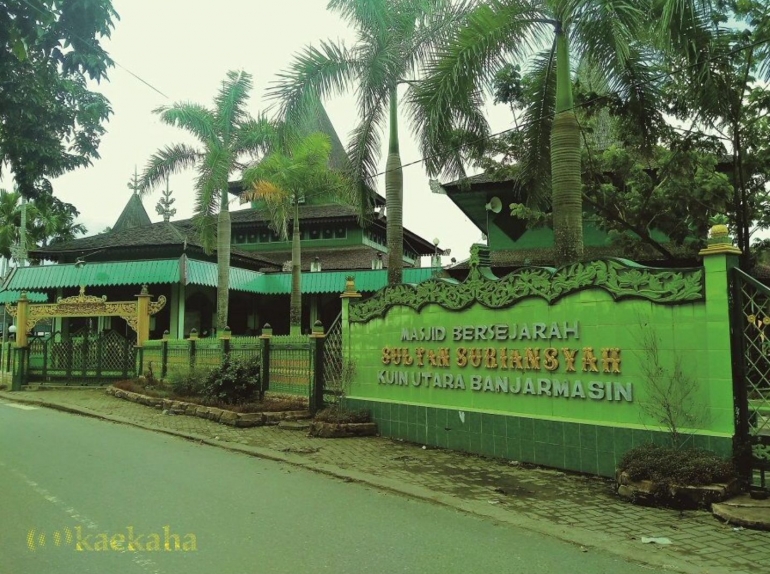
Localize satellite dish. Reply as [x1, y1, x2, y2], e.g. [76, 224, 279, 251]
[485, 196, 503, 214]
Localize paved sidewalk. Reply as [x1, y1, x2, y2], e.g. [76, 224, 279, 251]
[2, 388, 768, 574]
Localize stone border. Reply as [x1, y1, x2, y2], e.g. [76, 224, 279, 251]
[105, 386, 309, 428]
[308, 421, 378, 438]
[616, 470, 741, 509]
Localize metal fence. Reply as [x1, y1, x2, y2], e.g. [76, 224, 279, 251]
[322, 313, 343, 403]
[139, 336, 263, 380]
[266, 334, 313, 397]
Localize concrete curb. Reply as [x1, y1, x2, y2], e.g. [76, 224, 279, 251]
[0, 391, 734, 574]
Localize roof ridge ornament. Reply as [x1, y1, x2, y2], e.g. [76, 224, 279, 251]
[155, 178, 177, 223]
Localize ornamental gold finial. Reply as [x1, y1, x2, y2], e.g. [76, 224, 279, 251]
[700, 214, 741, 256]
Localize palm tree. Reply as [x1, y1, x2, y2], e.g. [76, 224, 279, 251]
[268, 0, 466, 285]
[0, 189, 26, 263]
[0, 189, 38, 268]
[410, 0, 695, 265]
[30, 193, 87, 248]
[241, 132, 357, 334]
[139, 70, 277, 331]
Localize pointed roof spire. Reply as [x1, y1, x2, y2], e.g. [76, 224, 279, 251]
[112, 167, 152, 232]
[127, 166, 141, 196]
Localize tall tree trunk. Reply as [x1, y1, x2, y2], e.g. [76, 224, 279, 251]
[386, 86, 404, 285]
[550, 28, 583, 265]
[216, 192, 231, 331]
[290, 202, 302, 335]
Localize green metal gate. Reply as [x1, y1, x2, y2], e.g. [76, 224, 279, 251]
[731, 267, 770, 488]
[27, 327, 136, 385]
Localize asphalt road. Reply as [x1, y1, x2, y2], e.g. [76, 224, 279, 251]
[0, 399, 660, 574]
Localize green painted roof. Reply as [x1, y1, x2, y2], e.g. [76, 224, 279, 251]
[4, 260, 181, 290]
[185, 260, 264, 291]
[1, 258, 437, 295]
[0, 290, 47, 303]
[251, 268, 437, 295]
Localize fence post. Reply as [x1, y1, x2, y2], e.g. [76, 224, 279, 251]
[95, 332, 103, 380]
[11, 347, 28, 391]
[136, 346, 144, 378]
[310, 320, 325, 414]
[340, 276, 361, 363]
[161, 330, 169, 379]
[189, 328, 198, 369]
[259, 323, 272, 399]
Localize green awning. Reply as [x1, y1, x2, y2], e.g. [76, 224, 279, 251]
[249, 267, 438, 295]
[4, 260, 181, 290]
[2, 259, 437, 295]
[0, 290, 48, 303]
[185, 259, 264, 291]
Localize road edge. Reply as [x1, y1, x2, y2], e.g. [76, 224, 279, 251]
[0, 391, 733, 574]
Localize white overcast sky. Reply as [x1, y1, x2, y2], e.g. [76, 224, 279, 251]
[42, 0, 516, 262]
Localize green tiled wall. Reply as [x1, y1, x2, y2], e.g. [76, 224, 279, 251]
[346, 398, 734, 478]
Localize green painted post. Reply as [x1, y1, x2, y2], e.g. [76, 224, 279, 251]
[340, 276, 361, 366]
[11, 347, 28, 390]
[700, 223, 746, 476]
[42, 339, 48, 380]
[96, 333, 103, 380]
[82, 328, 89, 379]
[310, 320, 325, 414]
[260, 323, 272, 399]
[136, 347, 144, 378]
[700, 223, 743, 470]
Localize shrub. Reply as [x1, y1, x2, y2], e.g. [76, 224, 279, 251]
[167, 367, 207, 397]
[619, 444, 736, 495]
[200, 356, 260, 405]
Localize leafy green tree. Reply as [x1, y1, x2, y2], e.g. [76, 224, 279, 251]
[0, 0, 118, 198]
[30, 193, 87, 248]
[241, 133, 357, 334]
[410, 0, 708, 265]
[662, 2, 770, 267]
[269, 0, 465, 285]
[0, 189, 85, 263]
[0, 189, 29, 261]
[139, 71, 277, 331]
[470, 60, 739, 260]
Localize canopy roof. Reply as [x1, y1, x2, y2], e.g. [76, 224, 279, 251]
[1, 258, 438, 295]
[0, 290, 47, 303]
[2, 258, 262, 293]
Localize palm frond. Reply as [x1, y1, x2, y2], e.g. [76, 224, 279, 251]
[347, 87, 387, 208]
[407, 0, 477, 75]
[139, 143, 201, 195]
[233, 113, 280, 158]
[153, 103, 217, 144]
[409, 1, 550, 178]
[327, 0, 391, 35]
[214, 70, 254, 144]
[266, 40, 359, 126]
[253, 180, 293, 239]
[191, 142, 230, 254]
[570, 0, 661, 152]
[652, 0, 717, 82]
[514, 44, 558, 208]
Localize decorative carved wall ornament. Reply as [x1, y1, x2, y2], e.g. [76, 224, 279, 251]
[349, 245, 704, 323]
